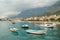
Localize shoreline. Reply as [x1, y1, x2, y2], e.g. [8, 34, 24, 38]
[21, 21, 60, 25]
[0, 20, 60, 25]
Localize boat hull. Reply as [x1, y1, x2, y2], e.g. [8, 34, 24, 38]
[27, 32, 45, 35]
[26, 30, 46, 35]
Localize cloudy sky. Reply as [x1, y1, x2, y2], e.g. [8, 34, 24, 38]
[0, 0, 59, 18]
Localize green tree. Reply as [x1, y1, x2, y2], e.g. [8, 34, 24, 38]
[49, 18, 55, 21]
[56, 18, 60, 22]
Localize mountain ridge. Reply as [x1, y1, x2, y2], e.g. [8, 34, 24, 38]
[9, 1, 60, 18]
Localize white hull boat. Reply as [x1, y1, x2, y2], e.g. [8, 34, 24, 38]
[9, 28, 18, 32]
[26, 29, 46, 34]
[36, 22, 56, 28]
[22, 24, 29, 28]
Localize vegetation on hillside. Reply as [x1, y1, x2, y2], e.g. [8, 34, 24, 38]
[56, 18, 60, 22]
[54, 11, 60, 15]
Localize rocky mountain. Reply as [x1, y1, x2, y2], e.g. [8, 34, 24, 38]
[9, 1, 60, 18]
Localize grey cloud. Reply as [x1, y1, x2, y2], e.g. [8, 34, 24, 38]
[0, 0, 59, 18]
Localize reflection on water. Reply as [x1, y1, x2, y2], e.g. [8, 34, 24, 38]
[11, 31, 19, 36]
[23, 28, 29, 30]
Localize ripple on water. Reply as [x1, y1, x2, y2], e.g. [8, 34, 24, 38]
[0, 21, 60, 40]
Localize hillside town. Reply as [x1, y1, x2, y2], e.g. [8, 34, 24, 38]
[22, 14, 60, 22]
[0, 14, 60, 22]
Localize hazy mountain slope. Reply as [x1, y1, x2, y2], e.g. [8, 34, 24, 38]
[9, 1, 60, 18]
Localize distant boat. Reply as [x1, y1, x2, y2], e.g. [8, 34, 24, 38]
[26, 29, 47, 35]
[9, 28, 18, 32]
[12, 22, 16, 24]
[36, 22, 56, 28]
[22, 24, 29, 28]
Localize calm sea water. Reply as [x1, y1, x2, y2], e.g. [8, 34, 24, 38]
[0, 21, 60, 40]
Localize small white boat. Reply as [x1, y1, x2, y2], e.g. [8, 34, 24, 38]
[22, 24, 29, 28]
[26, 29, 46, 34]
[9, 28, 18, 32]
[36, 22, 56, 28]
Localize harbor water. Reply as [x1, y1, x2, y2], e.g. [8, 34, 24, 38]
[0, 21, 60, 40]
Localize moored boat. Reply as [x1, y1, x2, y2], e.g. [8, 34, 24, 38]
[26, 29, 46, 35]
[22, 24, 29, 28]
[12, 22, 15, 24]
[9, 28, 18, 32]
[36, 22, 56, 28]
